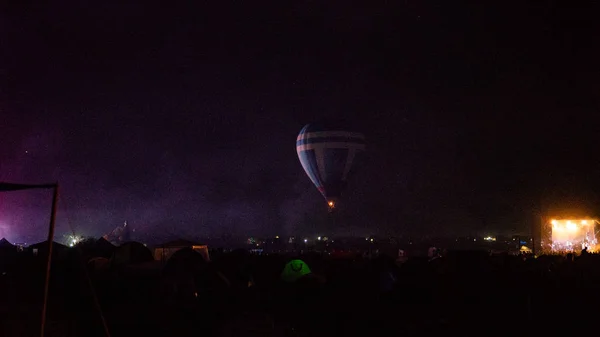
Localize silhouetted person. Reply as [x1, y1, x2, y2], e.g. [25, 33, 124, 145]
[566, 252, 574, 262]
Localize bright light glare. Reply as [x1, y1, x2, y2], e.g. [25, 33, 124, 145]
[551, 219, 597, 252]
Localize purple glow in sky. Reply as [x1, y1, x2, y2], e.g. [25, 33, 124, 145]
[1, 2, 599, 243]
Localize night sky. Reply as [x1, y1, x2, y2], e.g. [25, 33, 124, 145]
[1, 1, 599, 243]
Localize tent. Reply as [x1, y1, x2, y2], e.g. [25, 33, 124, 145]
[77, 237, 116, 259]
[110, 241, 154, 267]
[29, 240, 69, 258]
[94, 237, 116, 258]
[0, 238, 17, 270]
[87, 257, 110, 272]
[154, 239, 210, 262]
[163, 247, 207, 277]
[0, 238, 15, 250]
[281, 259, 312, 283]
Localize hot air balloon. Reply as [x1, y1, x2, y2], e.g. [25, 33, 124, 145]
[296, 123, 366, 211]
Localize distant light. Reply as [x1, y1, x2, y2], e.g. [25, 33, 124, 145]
[275, 235, 280, 239]
[317, 236, 321, 241]
[304, 239, 308, 243]
[370, 238, 374, 242]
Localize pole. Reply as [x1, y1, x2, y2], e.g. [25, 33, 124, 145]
[40, 184, 59, 337]
[81, 248, 112, 337]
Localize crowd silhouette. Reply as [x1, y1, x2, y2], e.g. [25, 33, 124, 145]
[1, 239, 599, 337]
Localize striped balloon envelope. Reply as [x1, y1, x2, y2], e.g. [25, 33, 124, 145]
[296, 123, 366, 210]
